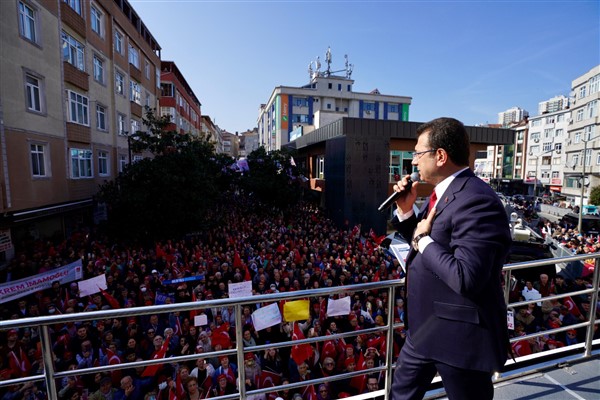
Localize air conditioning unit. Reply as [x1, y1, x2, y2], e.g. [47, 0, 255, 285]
[365, 110, 371, 115]
[534, 138, 539, 143]
[567, 118, 573, 125]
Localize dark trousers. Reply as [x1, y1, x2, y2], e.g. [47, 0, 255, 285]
[391, 336, 494, 400]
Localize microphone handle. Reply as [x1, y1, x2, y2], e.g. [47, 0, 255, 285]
[378, 179, 413, 211]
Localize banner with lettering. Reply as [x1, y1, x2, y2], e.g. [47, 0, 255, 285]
[0, 259, 83, 303]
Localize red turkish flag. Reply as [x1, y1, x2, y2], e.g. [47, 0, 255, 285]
[99, 287, 120, 309]
[141, 336, 170, 377]
[563, 296, 582, 317]
[291, 322, 313, 365]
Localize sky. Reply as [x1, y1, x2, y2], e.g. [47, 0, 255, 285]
[130, 0, 600, 134]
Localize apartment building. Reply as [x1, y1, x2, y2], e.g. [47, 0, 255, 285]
[562, 65, 600, 206]
[159, 61, 201, 137]
[257, 49, 412, 151]
[525, 106, 570, 195]
[498, 106, 529, 127]
[0, 0, 161, 260]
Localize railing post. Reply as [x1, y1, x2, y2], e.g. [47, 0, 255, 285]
[235, 303, 246, 399]
[40, 325, 58, 399]
[584, 257, 600, 357]
[384, 284, 398, 400]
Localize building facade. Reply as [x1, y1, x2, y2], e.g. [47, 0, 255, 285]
[159, 61, 201, 137]
[0, 0, 161, 260]
[498, 106, 529, 126]
[562, 65, 600, 207]
[257, 50, 412, 151]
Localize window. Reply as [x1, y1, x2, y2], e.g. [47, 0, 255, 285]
[543, 142, 553, 152]
[555, 128, 563, 137]
[161, 83, 174, 97]
[131, 118, 140, 134]
[67, 90, 89, 125]
[30, 143, 47, 177]
[557, 114, 565, 122]
[586, 100, 597, 119]
[160, 107, 175, 121]
[579, 85, 587, 99]
[554, 143, 562, 153]
[574, 131, 581, 143]
[156, 67, 161, 88]
[93, 55, 104, 83]
[316, 155, 325, 179]
[531, 119, 541, 127]
[145, 91, 151, 107]
[70, 148, 92, 178]
[115, 71, 125, 95]
[388, 104, 399, 113]
[96, 104, 107, 130]
[597, 152, 600, 166]
[62, 32, 85, 71]
[118, 113, 127, 135]
[128, 45, 139, 68]
[119, 154, 127, 172]
[90, 5, 103, 37]
[590, 74, 600, 95]
[63, 0, 81, 14]
[328, 83, 332, 89]
[144, 59, 150, 79]
[584, 125, 595, 141]
[326, 103, 331, 110]
[294, 98, 308, 107]
[338, 84, 342, 91]
[545, 116, 555, 124]
[347, 85, 351, 91]
[364, 102, 375, 111]
[98, 151, 109, 176]
[585, 149, 592, 166]
[572, 153, 580, 166]
[25, 73, 43, 113]
[114, 30, 124, 54]
[129, 80, 141, 104]
[576, 109, 584, 122]
[544, 128, 553, 138]
[133, 155, 143, 163]
[18, 1, 37, 43]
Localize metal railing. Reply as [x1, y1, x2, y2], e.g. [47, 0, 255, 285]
[0, 253, 598, 400]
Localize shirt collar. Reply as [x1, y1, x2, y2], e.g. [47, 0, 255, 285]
[432, 167, 469, 205]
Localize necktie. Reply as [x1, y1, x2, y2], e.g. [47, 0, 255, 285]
[429, 190, 437, 212]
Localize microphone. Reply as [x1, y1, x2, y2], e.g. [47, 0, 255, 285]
[378, 172, 420, 212]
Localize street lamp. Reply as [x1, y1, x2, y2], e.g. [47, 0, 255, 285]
[577, 133, 600, 232]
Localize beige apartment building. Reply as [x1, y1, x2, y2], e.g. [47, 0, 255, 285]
[0, 0, 161, 262]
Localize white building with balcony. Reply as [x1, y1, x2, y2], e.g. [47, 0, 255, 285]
[563, 65, 600, 206]
[257, 49, 412, 151]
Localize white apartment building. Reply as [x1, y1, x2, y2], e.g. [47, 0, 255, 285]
[525, 107, 570, 195]
[562, 65, 600, 207]
[498, 107, 529, 127]
[257, 49, 412, 151]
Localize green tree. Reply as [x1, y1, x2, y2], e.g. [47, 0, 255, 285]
[95, 109, 220, 242]
[589, 185, 600, 206]
[239, 147, 305, 208]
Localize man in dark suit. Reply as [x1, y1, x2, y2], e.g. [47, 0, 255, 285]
[390, 117, 511, 400]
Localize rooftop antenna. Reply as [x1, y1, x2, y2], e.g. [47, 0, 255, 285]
[325, 46, 332, 76]
[344, 54, 354, 78]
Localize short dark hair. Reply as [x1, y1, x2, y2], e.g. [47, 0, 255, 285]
[416, 117, 470, 166]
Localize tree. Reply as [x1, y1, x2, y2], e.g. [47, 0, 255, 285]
[589, 185, 600, 206]
[238, 147, 306, 208]
[95, 109, 221, 242]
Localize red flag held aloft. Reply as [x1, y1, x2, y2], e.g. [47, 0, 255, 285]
[291, 322, 313, 365]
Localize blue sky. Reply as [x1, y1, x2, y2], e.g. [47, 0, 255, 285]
[130, 0, 600, 133]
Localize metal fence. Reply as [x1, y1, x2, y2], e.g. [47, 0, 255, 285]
[0, 253, 598, 400]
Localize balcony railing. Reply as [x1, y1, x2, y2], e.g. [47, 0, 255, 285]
[0, 253, 598, 400]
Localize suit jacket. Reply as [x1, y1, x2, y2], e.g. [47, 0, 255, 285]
[392, 169, 511, 372]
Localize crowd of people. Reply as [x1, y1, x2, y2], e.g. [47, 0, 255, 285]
[507, 216, 599, 357]
[0, 198, 403, 400]
[1, 193, 597, 400]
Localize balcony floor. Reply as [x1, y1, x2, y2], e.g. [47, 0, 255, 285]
[425, 353, 600, 400]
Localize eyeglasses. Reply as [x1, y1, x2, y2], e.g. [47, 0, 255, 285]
[411, 149, 436, 160]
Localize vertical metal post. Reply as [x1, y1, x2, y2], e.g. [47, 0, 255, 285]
[584, 257, 600, 357]
[578, 140, 588, 233]
[234, 304, 246, 398]
[384, 284, 398, 400]
[40, 325, 58, 398]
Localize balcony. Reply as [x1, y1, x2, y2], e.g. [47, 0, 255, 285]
[0, 254, 598, 399]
